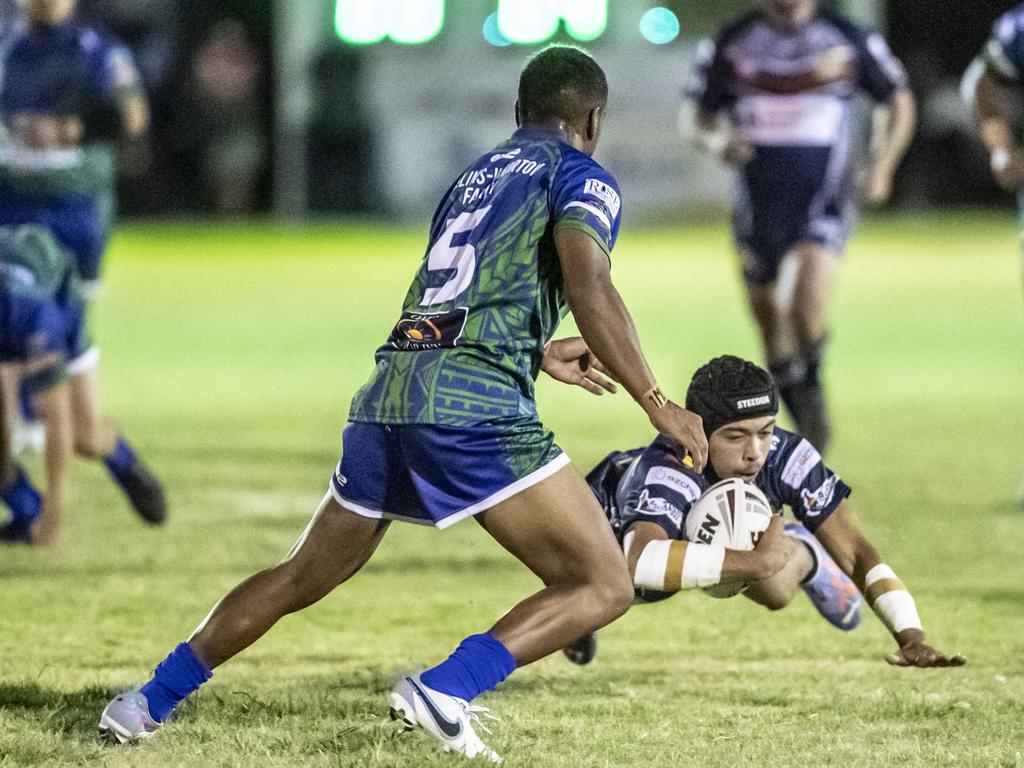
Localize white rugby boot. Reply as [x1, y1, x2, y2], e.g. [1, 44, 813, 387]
[99, 690, 161, 743]
[389, 673, 502, 762]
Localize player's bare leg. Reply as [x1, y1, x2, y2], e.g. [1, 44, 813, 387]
[100, 495, 388, 742]
[189, 495, 389, 667]
[477, 463, 634, 664]
[68, 363, 116, 458]
[69, 361, 167, 523]
[388, 464, 632, 761]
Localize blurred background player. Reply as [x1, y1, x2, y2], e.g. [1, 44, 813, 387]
[564, 355, 965, 670]
[0, 0, 149, 451]
[98, 46, 708, 761]
[0, 224, 165, 543]
[685, 0, 916, 452]
[962, 4, 1024, 506]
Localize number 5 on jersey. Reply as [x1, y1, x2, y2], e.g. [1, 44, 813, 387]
[421, 206, 492, 307]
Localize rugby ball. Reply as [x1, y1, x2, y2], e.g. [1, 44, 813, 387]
[684, 478, 773, 598]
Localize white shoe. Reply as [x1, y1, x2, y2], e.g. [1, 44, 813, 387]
[99, 690, 161, 743]
[389, 673, 502, 762]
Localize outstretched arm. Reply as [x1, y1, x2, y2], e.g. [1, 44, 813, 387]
[814, 501, 966, 668]
[555, 228, 708, 470]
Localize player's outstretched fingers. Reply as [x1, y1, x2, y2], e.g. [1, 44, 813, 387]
[583, 368, 617, 394]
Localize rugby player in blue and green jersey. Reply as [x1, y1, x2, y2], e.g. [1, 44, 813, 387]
[0, 0, 149, 294]
[1, 224, 164, 544]
[99, 46, 709, 760]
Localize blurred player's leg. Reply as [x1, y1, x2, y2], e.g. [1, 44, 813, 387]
[69, 359, 166, 524]
[788, 244, 838, 452]
[99, 494, 388, 742]
[747, 245, 837, 452]
[0, 372, 43, 544]
[744, 520, 860, 630]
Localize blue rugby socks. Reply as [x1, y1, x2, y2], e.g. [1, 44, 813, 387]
[103, 437, 138, 482]
[420, 633, 517, 702]
[2, 466, 42, 526]
[140, 643, 213, 722]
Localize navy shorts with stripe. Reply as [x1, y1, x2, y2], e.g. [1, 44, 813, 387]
[331, 419, 568, 529]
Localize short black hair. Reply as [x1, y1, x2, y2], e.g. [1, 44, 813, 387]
[518, 45, 608, 126]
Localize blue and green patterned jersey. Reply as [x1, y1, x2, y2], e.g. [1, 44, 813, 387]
[349, 126, 623, 426]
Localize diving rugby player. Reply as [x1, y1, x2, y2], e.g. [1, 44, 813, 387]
[565, 356, 965, 671]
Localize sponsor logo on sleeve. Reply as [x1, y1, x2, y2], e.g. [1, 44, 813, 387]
[800, 475, 838, 517]
[583, 178, 621, 219]
[644, 466, 701, 502]
[636, 490, 684, 529]
[780, 439, 821, 488]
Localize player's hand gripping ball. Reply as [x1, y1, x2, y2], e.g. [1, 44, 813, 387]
[684, 478, 773, 598]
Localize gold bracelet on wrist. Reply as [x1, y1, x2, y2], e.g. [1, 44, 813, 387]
[639, 384, 668, 414]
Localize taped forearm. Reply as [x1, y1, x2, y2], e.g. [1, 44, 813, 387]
[633, 539, 725, 592]
[864, 564, 923, 636]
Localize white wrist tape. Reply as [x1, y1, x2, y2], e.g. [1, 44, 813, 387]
[695, 126, 730, 158]
[634, 539, 725, 592]
[865, 563, 922, 634]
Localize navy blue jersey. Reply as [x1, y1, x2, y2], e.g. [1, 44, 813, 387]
[590, 427, 851, 542]
[0, 18, 141, 132]
[980, 5, 1024, 82]
[0, 17, 142, 198]
[349, 127, 622, 426]
[689, 10, 907, 148]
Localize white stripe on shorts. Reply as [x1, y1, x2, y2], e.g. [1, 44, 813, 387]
[330, 451, 572, 530]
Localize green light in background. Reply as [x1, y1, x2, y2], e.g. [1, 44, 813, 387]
[563, 0, 607, 42]
[639, 7, 680, 44]
[497, 0, 608, 44]
[335, 0, 444, 45]
[497, 0, 559, 44]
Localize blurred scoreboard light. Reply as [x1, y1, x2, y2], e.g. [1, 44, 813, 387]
[497, 0, 608, 43]
[332, 1, 610, 46]
[334, 0, 445, 44]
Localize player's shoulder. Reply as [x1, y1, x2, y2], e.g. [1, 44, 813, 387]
[763, 426, 827, 488]
[632, 436, 708, 502]
[992, 4, 1024, 41]
[818, 8, 879, 44]
[713, 9, 763, 47]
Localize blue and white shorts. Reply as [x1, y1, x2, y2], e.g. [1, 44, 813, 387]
[331, 419, 569, 529]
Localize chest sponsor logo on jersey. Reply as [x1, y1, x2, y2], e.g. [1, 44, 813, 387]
[387, 307, 468, 351]
[800, 475, 838, 516]
[636, 490, 684, 529]
[781, 439, 821, 488]
[643, 466, 701, 502]
[583, 178, 621, 219]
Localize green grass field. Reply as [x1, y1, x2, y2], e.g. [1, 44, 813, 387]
[1, 214, 1023, 767]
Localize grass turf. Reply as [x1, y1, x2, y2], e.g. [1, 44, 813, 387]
[1, 213, 1022, 767]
